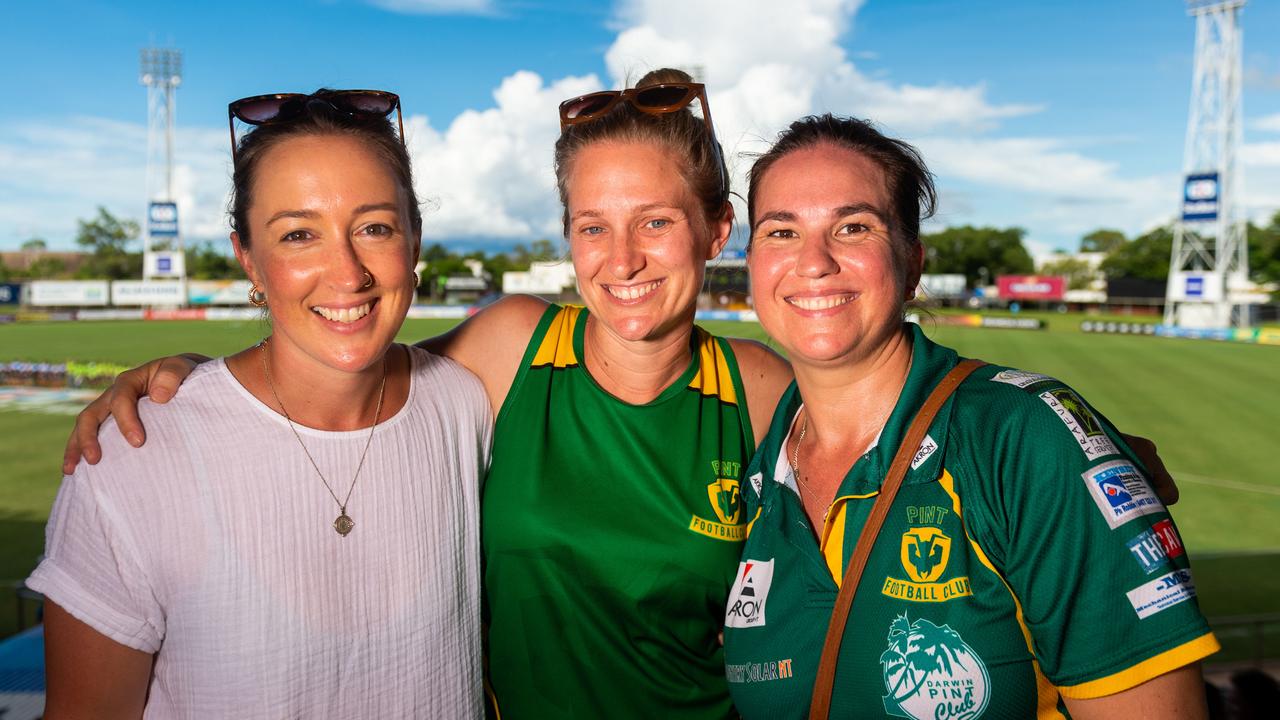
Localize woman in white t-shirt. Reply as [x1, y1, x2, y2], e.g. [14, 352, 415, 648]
[27, 90, 489, 718]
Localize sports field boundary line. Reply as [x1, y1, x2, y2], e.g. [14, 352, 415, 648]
[1173, 471, 1280, 497]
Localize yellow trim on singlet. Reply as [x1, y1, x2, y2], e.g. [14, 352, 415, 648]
[530, 305, 581, 368]
[821, 493, 878, 588]
[686, 328, 739, 405]
[937, 470, 1067, 720]
[1057, 632, 1220, 699]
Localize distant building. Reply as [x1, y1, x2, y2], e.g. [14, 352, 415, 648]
[502, 260, 577, 296]
[1, 250, 89, 275]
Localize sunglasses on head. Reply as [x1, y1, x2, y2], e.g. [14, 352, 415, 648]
[559, 82, 727, 197]
[227, 89, 404, 157]
[559, 82, 716, 131]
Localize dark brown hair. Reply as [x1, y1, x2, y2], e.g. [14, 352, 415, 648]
[747, 114, 936, 277]
[230, 89, 422, 247]
[553, 68, 729, 235]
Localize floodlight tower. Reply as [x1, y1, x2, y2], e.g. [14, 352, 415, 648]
[1164, 1, 1248, 328]
[139, 48, 185, 281]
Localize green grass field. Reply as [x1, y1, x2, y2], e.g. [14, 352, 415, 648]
[2, 313, 1278, 659]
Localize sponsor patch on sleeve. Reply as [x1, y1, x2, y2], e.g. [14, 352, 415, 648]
[748, 472, 763, 497]
[910, 434, 938, 470]
[1039, 388, 1120, 460]
[1152, 518, 1185, 559]
[725, 559, 774, 629]
[990, 369, 1057, 389]
[1126, 528, 1172, 574]
[1082, 460, 1164, 529]
[1127, 569, 1197, 619]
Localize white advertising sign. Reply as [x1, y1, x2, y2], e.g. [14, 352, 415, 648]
[1168, 272, 1223, 302]
[111, 280, 186, 306]
[188, 280, 254, 305]
[30, 281, 110, 307]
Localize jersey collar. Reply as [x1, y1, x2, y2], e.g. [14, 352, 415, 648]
[758, 322, 963, 504]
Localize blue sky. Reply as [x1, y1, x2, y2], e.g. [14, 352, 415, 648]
[3, 0, 1279, 261]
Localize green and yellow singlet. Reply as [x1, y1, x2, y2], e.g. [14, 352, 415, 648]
[483, 304, 753, 718]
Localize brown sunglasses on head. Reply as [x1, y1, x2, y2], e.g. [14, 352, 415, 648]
[558, 82, 726, 197]
[227, 89, 404, 158]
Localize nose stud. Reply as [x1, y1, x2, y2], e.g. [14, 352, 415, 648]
[361, 271, 374, 289]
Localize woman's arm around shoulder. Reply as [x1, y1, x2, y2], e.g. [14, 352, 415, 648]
[726, 338, 794, 447]
[43, 601, 153, 720]
[416, 294, 550, 413]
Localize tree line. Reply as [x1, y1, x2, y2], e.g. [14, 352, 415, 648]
[6, 206, 1280, 297]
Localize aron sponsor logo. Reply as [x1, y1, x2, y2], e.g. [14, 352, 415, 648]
[725, 559, 774, 628]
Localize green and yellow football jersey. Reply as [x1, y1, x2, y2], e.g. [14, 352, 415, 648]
[723, 323, 1218, 719]
[483, 304, 754, 718]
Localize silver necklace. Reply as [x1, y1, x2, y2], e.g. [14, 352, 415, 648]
[259, 340, 386, 537]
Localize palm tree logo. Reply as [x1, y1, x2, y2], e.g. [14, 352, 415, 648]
[1050, 388, 1102, 436]
[880, 612, 990, 719]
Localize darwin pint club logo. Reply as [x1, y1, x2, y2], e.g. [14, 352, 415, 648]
[688, 478, 745, 542]
[881, 613, 990, 720]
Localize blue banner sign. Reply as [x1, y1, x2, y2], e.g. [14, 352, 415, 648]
[1181, 173, 1218, 221]
[148, 201, 179, 236]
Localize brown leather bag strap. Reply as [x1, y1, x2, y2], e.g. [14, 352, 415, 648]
[808, 358, 986, 720]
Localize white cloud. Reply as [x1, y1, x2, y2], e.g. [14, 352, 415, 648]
[1250, 113, 1280, 133]
[0, 117, 228, 247]
[1243, 141, 1280, 167]
[408, 71, 600, 240]
[365, 0, 496, 16]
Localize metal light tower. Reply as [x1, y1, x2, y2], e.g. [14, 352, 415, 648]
[1164, 1, 1248, 328]
[139, 48, 185, 282]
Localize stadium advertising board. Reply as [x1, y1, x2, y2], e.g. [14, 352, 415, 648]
[997, 275, 1065, 301]
[1168, 271, 1223, 302]
[188, 280, 254, 305]
[30, 280, 110, 306]
[1182, 173, 1218, 222]
[0, 282, 22, 304]
[111, 280, 185, 306]
[145, 251, 186, 279]
[148, 201, 179, 236]
[917, 274, 966, 299]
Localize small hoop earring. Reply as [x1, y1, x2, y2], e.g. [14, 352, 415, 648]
[249, 285, 267, 307]
[361, 271, 374, 289]
[413, 271, 421, 287]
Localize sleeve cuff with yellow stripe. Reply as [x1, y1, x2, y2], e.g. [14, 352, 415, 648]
[1057, 632, 1220, 699]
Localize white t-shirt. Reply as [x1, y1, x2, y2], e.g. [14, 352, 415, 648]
[27, 346, 490, 719]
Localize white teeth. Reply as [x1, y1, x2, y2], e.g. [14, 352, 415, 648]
[788, 295, 853, 311]
[606, 280, 662, 301]
[314, 302, 372, 323]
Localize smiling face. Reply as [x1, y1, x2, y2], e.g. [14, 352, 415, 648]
[748, 143, 921, 367]
[565, 140, 729, 343]
[233, 133, 420, 375]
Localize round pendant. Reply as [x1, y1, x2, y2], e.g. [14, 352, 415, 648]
[334, 514, 355, 536]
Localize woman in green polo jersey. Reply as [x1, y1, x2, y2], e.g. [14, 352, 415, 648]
[723, 114, 1216, 719]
